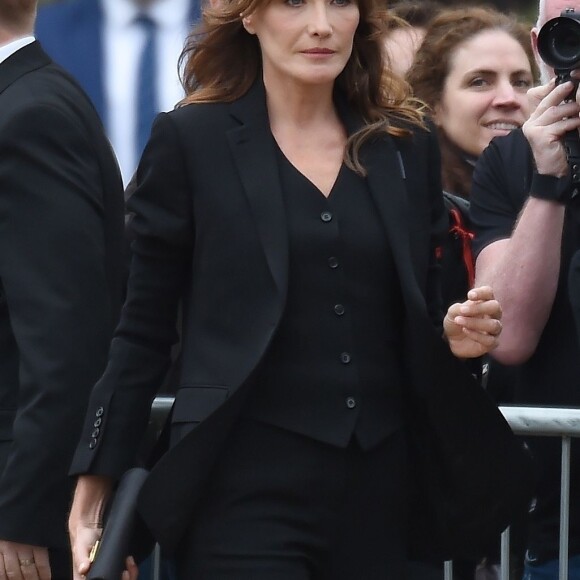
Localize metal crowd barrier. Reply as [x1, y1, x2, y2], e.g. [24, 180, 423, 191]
[147, 400, 580, 580]
[444, 406, 580, 580]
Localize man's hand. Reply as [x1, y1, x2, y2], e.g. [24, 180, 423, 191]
[0, 541, 50, 580]
[444, 286, 502, 359]
[523, 79, 580, 177]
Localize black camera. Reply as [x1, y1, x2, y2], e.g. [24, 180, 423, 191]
[537, 8, 580, 193]
[538, 7, 580, 84]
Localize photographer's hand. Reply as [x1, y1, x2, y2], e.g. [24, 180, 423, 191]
[523, 79, 580, 177]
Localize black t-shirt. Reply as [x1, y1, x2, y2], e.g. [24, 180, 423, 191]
[471, 128, 580, 562]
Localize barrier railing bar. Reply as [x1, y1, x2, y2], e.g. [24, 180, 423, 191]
[560, 436, 571, 580]
[499, 406, 580, 437]
[152, 543, 161, 580]
[501, 527, 510, 579]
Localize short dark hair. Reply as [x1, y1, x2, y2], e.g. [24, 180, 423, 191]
[0, 0, 36, 32]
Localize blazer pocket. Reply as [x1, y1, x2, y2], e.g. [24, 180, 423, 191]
[170, 386, 230, 443]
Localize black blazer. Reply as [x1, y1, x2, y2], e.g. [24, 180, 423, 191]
[71, 80, 528, 557]
[0, 42, 125, 550]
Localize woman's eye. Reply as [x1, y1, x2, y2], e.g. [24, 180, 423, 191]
[469, 78, 488, 88]
[513, 78, 533, 89]
[285, 0, 304, 6]
[332, 0, 352, 6]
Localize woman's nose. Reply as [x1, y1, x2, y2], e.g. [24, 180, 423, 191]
[308, 4, 333, 37]
[493, 81, 521, 107]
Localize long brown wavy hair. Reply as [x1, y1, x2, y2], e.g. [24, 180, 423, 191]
[178, 0, 426, 174]
[406, 6, 538, 197]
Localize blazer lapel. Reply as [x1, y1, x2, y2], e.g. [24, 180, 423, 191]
[224, 86, 423, 310]
[226, 81, 289, 300]
[363, 133, 428, 314]
[333, 96, 420, 305]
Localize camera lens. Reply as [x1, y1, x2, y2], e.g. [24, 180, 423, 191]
[538, 16, 580, 69]
[552, 21, 580, 65]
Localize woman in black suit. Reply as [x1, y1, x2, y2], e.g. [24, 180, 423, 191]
[67, 0, 504, 578]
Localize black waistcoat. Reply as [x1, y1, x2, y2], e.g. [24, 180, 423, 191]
[243, 148, 406, 449]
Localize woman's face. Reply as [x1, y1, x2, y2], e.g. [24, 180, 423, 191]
[434, 29, 534, 157]
[242, 0, 360, 90]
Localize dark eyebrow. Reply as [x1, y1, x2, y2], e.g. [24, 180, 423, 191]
[465, 68, 533, 78]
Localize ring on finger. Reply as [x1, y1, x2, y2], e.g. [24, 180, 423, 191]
[19, 558, 35, 567]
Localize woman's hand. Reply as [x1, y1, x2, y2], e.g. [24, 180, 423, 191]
[444, 285, 502, 359]
[69, 475, 112, 580]
[69, 475, 139, 579]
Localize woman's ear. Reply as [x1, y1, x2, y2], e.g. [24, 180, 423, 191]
[241, 15, 255, 34]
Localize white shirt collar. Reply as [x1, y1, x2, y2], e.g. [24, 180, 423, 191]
[0, 36, 35, 65]
[101, 0, 191, 29]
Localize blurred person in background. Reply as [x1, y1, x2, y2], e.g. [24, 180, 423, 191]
[382, 0, 442, 78]
[0, 0, 127, 578]
[35, 0, 201, 185]
[471, 0, 580, 577]
[407, 5, 535, 341]
[407, 7, 537, 578]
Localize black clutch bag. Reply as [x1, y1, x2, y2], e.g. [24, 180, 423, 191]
[87, 397, 173, 580]
[87, 468, 151, 580]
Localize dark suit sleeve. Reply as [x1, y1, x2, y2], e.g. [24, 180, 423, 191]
[0, 104, 116, 547]
[71, 112, 194, 479]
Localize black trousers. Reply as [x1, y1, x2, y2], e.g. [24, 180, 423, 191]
[176, 418, 409, 579]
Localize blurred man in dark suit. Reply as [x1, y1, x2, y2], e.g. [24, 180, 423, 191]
[0, 1, 126, 577]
